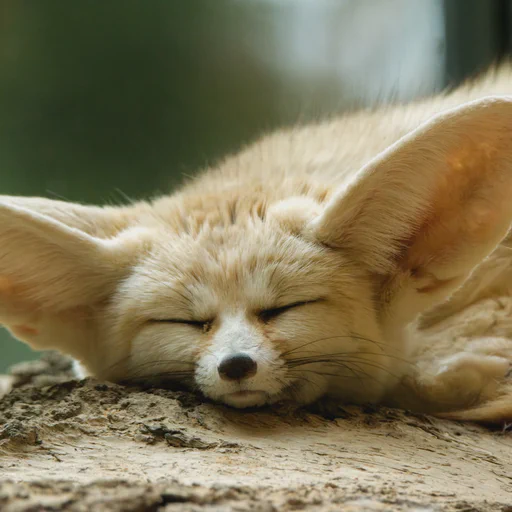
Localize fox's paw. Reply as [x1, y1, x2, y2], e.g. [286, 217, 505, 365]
[428, 352, 510, 408]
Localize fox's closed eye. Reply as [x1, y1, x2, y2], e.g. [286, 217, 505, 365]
[258, 300, 320, 323]
[150, 318, 213, 333]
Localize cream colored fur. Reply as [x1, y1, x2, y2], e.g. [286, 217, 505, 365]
[2, 66, 512, 422]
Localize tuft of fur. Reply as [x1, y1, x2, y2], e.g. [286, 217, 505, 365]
[442, 388, 512, 423]
[2, 65, 512, 423]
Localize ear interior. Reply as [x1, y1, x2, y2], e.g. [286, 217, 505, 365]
[0, 202, 128, 309]
[0, 198, 140, 358]
[309, 97, 512, 318]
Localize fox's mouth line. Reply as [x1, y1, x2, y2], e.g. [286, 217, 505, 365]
[220, 377, 304, 405]
[222, 390, 267, 399]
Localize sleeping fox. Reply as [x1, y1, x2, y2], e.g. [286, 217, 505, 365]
[2, 66, 512, 423]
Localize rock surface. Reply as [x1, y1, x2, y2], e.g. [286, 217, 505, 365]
[0, 354, 511, 511]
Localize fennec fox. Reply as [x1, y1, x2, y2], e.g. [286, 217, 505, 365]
[2, 67, 512, 423]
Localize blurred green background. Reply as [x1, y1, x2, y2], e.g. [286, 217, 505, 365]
[1, 0, 510, 371]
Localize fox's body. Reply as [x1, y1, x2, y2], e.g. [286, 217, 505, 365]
[2, 67, 512, 422]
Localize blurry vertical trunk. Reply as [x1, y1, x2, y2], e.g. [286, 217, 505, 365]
[444, 0, 511, 85]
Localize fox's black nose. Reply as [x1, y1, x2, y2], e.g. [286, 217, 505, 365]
[218, 353, 257, 381]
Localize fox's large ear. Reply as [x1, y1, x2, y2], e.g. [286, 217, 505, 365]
[0, 197, 143, 361]
[309, 97, 512, 324]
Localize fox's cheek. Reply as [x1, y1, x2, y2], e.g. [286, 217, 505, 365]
[293, 377, 329, 406]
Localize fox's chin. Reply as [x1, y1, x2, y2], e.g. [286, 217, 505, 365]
[220, 390, 270, 408]
[215, 381, 317, 409]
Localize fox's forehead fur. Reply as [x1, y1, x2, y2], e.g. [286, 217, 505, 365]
[111, 215, 361, 330]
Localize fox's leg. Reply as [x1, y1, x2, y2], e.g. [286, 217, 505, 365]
[407, 337, 511, 415]
[433, 345, 512, 423]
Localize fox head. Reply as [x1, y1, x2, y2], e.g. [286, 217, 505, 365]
[2, 97, 512, 408]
